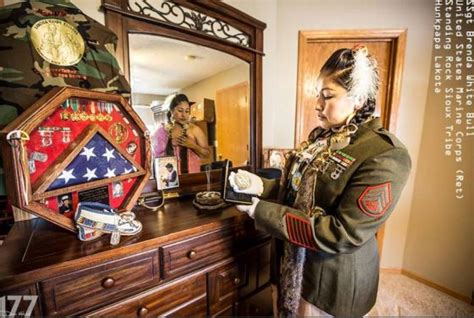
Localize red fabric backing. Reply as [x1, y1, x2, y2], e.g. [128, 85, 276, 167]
[26, 98, 145, 217]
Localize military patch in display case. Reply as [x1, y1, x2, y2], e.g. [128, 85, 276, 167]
[0, 87, 150, 232]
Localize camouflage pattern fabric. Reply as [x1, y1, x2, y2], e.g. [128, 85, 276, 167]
[0, 0, 131, 195]
[0, 0, 130, 125]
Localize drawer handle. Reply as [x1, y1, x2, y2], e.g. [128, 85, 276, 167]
[187, 250, 197, 259]
[101, 277, 115, 289]
[137, 306, 149, 316]
[233, 277, 241, 285]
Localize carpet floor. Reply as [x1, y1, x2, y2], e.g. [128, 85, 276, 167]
[369, 272, 474, 317]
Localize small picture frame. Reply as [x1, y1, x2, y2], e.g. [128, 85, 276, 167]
[112, 180, 124, 198]
[58, 193, 73, 215]
[263, 148, 292, 170]
[154, 156, 180, 190]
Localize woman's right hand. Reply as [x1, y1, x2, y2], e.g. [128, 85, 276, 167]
[170, 126, 184, 146]
[235, 197, 260, 218]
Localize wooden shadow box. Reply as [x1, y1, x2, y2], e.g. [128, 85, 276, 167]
[0, 87, 150, 232]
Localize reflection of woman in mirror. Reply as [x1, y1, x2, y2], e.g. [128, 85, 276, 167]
[152, 94, 210, 174]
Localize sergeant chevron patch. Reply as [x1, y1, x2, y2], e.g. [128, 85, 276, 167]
[358, 182, 392, 217]
[285, 213, 318, 250]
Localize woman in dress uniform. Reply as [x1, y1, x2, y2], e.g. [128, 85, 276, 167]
[229, 46, 411, 317]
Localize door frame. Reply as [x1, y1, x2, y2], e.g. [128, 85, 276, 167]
[295, 29, 407, 257]
[295, 29, 407, 144]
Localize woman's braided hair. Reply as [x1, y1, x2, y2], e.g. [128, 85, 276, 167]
[319, 47, 380, 126]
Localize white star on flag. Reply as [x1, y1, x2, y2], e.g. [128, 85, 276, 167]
[58, 168, 76, 184]
[122, 167, 133, 175]
[102, 148, 115, 162]
[80, 146, 96, 161]
[104, 168, 116, 178]
[83, 168, 98, 181]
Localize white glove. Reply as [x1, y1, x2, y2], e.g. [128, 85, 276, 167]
[235, 197, 260, 218]
[228, 169, 264, 196]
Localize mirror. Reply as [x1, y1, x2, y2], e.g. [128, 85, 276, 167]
[129, 34, 250, 177]
[103, 0, 265, 194]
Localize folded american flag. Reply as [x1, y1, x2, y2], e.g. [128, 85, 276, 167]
[48, 133, 137, 190]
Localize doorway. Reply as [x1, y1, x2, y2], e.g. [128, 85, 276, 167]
[216, 81, 250, 166]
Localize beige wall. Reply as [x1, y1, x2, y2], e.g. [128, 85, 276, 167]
[132, 93, 166, 106]
[180, 64, 249, 120]
[402, 74, 474, 297]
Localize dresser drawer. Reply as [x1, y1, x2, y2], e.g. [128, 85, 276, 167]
[86, 272, 206, 317]
[161, 226, 242, 279]
[165, 295, 207, 317]
[208, 259, 248, 316]
[40, 249, 160, 316]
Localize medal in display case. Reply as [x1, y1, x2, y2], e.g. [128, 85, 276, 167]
[0, 87, 151, 232]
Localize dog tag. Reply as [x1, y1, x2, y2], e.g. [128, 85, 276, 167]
[110, 231, 121, 245]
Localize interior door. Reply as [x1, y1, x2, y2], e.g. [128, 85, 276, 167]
[295, 29, 407, 256]
[216, 81, 250, 166]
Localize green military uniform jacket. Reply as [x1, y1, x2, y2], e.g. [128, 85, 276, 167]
[255, 118, 411, 317]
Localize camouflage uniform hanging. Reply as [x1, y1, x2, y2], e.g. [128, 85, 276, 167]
[0, 0, 130, 125]
[0, 0, 130, 196]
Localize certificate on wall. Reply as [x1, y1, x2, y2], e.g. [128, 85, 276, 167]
[154, 156, 179, 190]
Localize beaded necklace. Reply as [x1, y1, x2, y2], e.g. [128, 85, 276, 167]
[285, 123, 359, 208]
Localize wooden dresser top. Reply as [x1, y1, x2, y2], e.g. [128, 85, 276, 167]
[0, 197, 250, 291]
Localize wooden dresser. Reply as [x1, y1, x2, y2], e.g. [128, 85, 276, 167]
[0, 198, 272, 317]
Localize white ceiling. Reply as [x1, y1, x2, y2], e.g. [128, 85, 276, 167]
[129, 34, 247, 96]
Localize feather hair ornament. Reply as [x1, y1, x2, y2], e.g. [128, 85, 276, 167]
[348, 46, 379, 104]
[162, 93, 177, 111]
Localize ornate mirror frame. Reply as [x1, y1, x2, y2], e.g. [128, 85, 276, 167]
[102, 0, 265, 195]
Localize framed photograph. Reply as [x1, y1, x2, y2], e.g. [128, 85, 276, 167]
[57, 193, 73, 215]
[262, 148, 292, 170]
[154, 156, 180, 190]
[112, 180, 124, 198]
